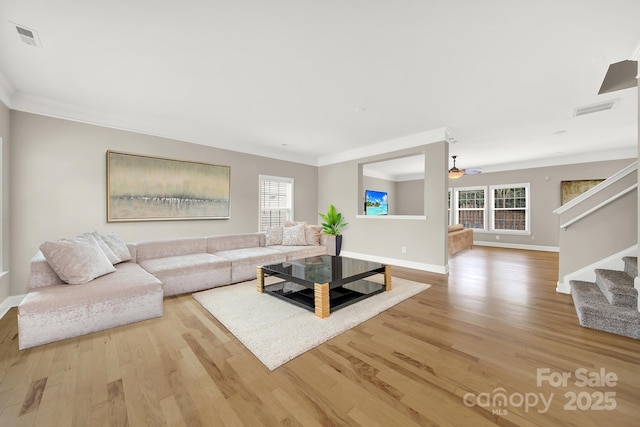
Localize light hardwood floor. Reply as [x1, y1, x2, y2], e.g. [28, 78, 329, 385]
[1, 246, 639, 426]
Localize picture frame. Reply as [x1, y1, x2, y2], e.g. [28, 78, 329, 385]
[107, 150, 230, 222]
[561, 179, 604, 205]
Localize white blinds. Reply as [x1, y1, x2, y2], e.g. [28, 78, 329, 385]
[259, 176, 293, 231]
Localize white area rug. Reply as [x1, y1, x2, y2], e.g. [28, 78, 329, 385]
[192, 274, 430, 370]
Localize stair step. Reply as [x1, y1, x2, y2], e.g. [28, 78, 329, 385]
[594, 268, 638, 308]
[622, 256, 638, 278]
[570, 280, 640, 339]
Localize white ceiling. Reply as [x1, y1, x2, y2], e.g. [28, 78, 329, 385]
[0, 1, 639, 174]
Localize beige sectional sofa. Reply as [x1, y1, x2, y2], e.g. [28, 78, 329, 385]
[18, 228, 329, 349]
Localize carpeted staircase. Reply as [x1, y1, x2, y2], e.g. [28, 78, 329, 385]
[570, 256, 640, 339]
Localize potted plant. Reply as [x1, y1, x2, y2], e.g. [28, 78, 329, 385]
[319, 204, 348, 256]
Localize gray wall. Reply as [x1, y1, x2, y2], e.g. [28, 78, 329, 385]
[448, 158, 636, 249]
[9, 111, 319, 294]
[396, 180, 424, 215]
[319, 142, 448, 272]
[0, 101, 9, 302]
[4, 108, 637, 297]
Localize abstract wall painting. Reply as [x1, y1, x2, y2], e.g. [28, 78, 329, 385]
[561, 179, 604, 205]
[107, 150, 230, 222]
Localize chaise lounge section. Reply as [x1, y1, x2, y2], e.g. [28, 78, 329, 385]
[19, 250, 163, 350]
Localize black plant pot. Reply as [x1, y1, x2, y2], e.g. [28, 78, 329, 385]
[335, 235, 342, 256]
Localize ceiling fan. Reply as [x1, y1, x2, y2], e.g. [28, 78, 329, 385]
[448, 155, 482, 179]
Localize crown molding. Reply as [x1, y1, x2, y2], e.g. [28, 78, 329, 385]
[9, 91, 320, 166]
[478, 147, 638, 174]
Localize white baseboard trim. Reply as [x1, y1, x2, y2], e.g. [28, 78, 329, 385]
[473, 241, 559, 252]
[556, 281, 571, 294]
[0, 294, 25, 320]
[339, 251, 449, 275]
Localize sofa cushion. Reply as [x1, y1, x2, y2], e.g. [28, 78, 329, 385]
[283, 221, 306, 227]
[265, 226, 283, 246]
[138, 253, 230, 279]
[101, 232, 133, 262]
[282, 224, 306, 245]
[269, 244, 329, 261]
[138, 252, 231, 296]
[40, 234, 116, 285]
[29, 251, 65, 289]
[136, 237, 207, 261]
[284, 222, 322, 246]
[83, 231, 121, 264]
[214, 246, 285, 264]
[305, 225, 322, 246]
[207, 233, 262, 252]
[214, 247, 288, 283]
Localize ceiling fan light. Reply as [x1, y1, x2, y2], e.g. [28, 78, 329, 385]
[448, 155, 464, 179]
[448, 168, 464, 179]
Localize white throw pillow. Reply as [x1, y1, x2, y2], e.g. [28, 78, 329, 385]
[265, 226, 283, 246]
[84, 231, 121, 264]
[282, 224, 307, 246]
[100, 232, 132, 262]
[40, 234, 116, 285]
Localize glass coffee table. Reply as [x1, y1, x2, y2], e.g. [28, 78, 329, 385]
[257, 255, 392, 318]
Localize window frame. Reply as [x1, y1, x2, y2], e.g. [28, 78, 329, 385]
[258, 175, 294, 232]
[453, 186, 486, 231]
[450, 182, 531, 235]
[489, 183, 530, 234]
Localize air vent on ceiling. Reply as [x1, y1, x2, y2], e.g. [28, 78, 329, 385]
[574, 99, 619, 117]
[14, 23, 41, 48]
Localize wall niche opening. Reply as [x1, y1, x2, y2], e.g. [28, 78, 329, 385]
[359, 153, 425, 216]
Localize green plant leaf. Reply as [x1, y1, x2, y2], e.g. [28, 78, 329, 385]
[318, 204, 348, 235]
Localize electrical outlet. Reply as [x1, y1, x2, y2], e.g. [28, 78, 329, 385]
[401, 246, 407, 253]
[496, 235, 500, 240]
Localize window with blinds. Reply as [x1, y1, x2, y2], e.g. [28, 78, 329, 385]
[259, 175, 293, 231]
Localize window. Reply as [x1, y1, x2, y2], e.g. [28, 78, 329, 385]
[259, 175, 293, 231]
[491, 184, 529, 232]
[451, 183, 530, 233]
[456, 187, 485, 229]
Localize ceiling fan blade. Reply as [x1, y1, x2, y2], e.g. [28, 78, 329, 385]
[464, 168, 482, 175]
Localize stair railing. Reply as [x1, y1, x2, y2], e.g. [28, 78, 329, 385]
[553, 161, 638, 228]
[554, 161, 638, 294]
[559, 183, 638, 230]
